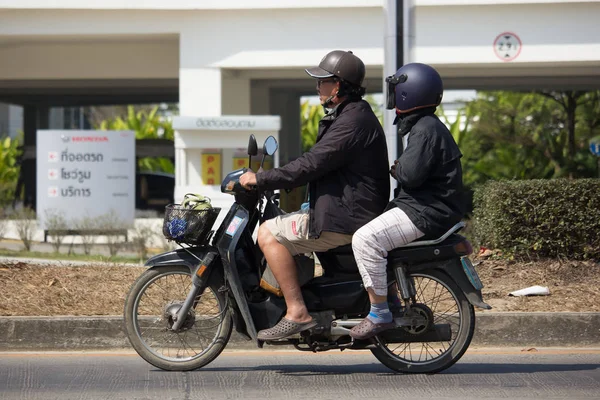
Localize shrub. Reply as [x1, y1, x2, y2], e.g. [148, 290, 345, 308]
[45, 209, 68, 253]
[0, 135, 22, 207]
[13, 207, 37, 251]
[473, 179, 600, 260]
[97, 211, 128, 257]
[73, 215, 99, 255]
[131, 222, 157, 260]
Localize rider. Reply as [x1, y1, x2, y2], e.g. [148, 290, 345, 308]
[349, 63, 465, 340]
[240, 50, 390, 340]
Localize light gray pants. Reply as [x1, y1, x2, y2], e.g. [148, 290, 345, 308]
[352, 207, 425, 296]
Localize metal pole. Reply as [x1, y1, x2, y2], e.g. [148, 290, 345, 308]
[384, 0, 399, 177]
[384, 0, 413, 198]
[396, 0, 405, 160]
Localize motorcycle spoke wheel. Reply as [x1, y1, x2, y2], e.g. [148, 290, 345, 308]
[124, 265, 232, 371]
[371, 270, 475, 374]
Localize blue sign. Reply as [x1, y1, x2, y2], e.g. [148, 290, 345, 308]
[590, 142, 600, 157]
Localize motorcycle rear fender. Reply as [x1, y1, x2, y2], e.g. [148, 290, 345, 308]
[402, 258, 492, 310]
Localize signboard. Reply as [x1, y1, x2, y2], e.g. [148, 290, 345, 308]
[36, 130, 135, 229]
[232, 155, 273, 172]
[494, 32, 522, 62]
[232, 156, 249, 170]
[201, 153, 221, 185]
[173, 115, 281, 131]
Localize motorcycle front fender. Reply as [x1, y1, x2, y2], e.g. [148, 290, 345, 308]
[145, 246, 210, 273]
[144, 246, 225, 290]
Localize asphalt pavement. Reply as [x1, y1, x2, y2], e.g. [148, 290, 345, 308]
[1, 349, 599, 399]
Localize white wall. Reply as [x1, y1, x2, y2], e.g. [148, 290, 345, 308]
[0, 36, 178, 80]
[1, 2, 598, 83]
[0, 8, 384, 70]
[0, 0, 382, 10]
[414, 2, 600, 65]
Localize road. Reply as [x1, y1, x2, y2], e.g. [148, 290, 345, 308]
[1, 349, 599, 399]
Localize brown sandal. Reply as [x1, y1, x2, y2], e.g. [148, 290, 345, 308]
[257, 318, 318, 341]
[349, 318, 395, 340]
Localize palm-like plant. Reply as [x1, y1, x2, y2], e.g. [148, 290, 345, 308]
[98, 106, 174, 173]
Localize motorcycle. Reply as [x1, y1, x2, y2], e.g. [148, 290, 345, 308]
[123, 134, 491, 374]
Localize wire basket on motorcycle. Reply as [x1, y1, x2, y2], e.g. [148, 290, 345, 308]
[162, 193, 221, 245]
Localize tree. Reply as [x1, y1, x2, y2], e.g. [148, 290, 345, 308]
[97, 106, 175, 173]
[460, 90, 600, 185]
[0, 134, 22, 207]
[300, 101, 324, 152]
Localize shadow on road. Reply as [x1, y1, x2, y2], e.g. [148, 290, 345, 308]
[445, 362, 600, 375]
[151, 362, 599, 376]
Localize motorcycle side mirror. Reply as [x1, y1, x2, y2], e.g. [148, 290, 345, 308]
[263, 136, 278, 156]
[258, 136, 278, 171]
[248, 134, 258, 156]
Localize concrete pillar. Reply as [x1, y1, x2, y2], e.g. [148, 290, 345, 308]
[179, 67, 222, 116]
[222, 73, 251, 168]
[222, 73, 250, 115]
[269, 90, 302, 165]
[250, 82, 270, 116]
[177, 34, 222, 202]
[21, 105, 49, 209]
[177, 34, 256, 204]
[268, 90, 304, 212]
[179, 36, 252, 117]
[0, 103, 8, 135]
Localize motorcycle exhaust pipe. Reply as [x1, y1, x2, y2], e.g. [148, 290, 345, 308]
[330, 319, 363, 336]
[330, 319, 453, 343]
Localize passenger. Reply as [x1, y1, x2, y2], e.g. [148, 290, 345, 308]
[350, 63, 465, 340]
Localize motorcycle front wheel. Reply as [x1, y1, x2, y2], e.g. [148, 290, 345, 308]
[371, 269, 475, 374]
[124, 265, 232, 371]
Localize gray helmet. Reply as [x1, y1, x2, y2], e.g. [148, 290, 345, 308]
[305, 50, 366, 87]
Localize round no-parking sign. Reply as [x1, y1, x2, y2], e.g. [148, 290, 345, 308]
[494, 32, 522, 62]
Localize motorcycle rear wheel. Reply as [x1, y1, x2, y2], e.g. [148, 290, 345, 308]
[371, 269, 475, 374]
[124, 265, 232, 371]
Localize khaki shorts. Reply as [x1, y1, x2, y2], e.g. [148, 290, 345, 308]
[264, 210, 352, 256]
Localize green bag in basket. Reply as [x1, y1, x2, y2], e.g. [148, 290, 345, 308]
[181, 193, 212, 210]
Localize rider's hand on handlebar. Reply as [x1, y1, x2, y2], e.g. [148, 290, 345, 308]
[240, 170, 257, 190]
[389, 159, 400, 180]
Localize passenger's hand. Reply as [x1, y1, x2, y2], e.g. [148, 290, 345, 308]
[389, 159, 400, 179]
[240, 171, 257, 190]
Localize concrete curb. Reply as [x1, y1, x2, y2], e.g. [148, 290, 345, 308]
[1, 313, 599, 351]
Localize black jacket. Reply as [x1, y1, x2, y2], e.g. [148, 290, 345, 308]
[257, 99, 390, 237]
[389, 109, 464, 237]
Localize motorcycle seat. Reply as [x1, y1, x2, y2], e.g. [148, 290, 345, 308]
[322, 222, 470, 263]
[387, 222, 471, 263]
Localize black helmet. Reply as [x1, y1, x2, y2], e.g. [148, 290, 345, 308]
[305, 50, 366, 88]
[385, 63, 443, 113]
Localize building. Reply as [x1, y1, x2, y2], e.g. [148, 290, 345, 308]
[1, 0, 599, 209]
